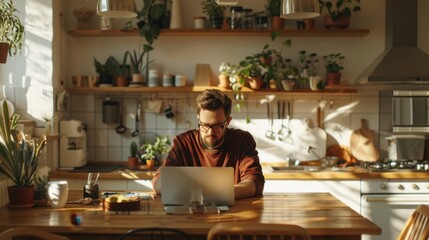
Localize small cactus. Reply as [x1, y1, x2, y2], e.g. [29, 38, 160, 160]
[130, 141, 138, 157]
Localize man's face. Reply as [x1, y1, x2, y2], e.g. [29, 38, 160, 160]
[198, 108, 231, 148]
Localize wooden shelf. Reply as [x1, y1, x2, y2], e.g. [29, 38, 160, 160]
[68, 28, 370, 38]
[66, 86, 357, 94]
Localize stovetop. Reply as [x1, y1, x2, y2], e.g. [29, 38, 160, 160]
[358, 160, 429, 172]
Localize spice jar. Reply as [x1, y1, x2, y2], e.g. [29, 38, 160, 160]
[230, 6, 243, 29]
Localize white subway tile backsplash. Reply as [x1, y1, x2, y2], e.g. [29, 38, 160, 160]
[67, 90, 382, 163]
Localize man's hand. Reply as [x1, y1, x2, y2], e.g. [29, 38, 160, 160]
[234, 179, 256, 199]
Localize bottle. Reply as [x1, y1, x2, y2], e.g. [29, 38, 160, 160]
[230, 6, 243, 30]
[243, 8, 253, 29]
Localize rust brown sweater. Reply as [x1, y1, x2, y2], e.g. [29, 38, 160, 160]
[152, 128, 265, 196]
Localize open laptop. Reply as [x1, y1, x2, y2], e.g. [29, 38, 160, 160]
[160, 166, 235, 207]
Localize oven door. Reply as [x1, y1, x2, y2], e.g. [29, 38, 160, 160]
[361, 194, 429, 240]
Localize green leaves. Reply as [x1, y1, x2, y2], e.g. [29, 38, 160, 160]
[0, 0, 25, 56]
[0, 101, 47, 187]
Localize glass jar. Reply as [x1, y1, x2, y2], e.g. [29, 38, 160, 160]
[255, 15, 268, 30]
[230, 6, 243, 30]
[243, 8, 253, 29]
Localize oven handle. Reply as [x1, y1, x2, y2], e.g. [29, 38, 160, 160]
[365, 196, 429, 204]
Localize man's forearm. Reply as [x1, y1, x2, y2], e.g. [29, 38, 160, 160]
[234, 179, 256, 199]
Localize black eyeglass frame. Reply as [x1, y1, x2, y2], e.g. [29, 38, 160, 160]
[198, 119, 228, 133]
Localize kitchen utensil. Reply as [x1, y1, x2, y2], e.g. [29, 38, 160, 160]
[277, 101, 286, 141]
[292, 118, 326, 161]
[102, 99, 120, 124]
[115, 100, 126, 134]
[131, 102, 141, 137]
[265, 101, 275, 140]
[350, 118, 379, 162]
[284, 101, 293, 144]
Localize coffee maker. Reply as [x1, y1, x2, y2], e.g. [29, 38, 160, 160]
[59, 120, 87, 169]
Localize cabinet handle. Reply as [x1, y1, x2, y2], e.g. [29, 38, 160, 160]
[365, 196, 429, 203]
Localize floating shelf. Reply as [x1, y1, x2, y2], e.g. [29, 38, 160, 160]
[68, 29, 370, 38]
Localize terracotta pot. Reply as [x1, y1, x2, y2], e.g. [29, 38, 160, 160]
[128, 157, 140, 170]
[326, 72, 341, 85]
[303, 18, 315, 30]
[0, 42, 9, 64]
[8, 186, 35, 207]
[116, 76, 128, 87]
[259, 56, 272, 67]
[248, 76, 262, 90]
[271, 16, 284, 30]
[323, 15, 350, 29]
[218, 74, 230, 88]
[146, 159, 155, 170]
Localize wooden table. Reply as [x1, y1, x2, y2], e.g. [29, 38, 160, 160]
[0, 191, 380, 240]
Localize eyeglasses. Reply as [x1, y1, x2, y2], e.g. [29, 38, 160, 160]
[198, 119, 227, 133]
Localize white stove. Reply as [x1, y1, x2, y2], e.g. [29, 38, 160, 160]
[361, 179, 429, 240]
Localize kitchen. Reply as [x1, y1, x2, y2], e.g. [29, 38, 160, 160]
[1, 0, 429, 239]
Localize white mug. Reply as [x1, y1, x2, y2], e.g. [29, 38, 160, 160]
[309, 76, 323, 91]
[48, 181, 69, 208]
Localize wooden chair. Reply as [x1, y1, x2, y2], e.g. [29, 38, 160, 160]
[0, 227, 69, 240]
[397, 205, 429, 240]
[207, 222, 312, 240]
[116, 227, 192, 240]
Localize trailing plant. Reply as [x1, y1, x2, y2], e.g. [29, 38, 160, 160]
[265, 0, 282, 17]
[0, 101, 47, 187]
[319, 0, 361, 21]
[0, 0, 25, 56]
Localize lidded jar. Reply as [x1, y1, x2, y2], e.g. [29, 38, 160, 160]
[230, 6, 243, 29]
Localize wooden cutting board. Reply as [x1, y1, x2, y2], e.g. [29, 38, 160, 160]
[350, 119, 379, 162]
[292, 118, 327, 161]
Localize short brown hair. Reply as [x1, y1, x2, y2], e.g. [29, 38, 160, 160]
[196, 89, 232, 117]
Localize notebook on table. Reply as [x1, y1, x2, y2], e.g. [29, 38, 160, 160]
[160, 166, 235, 207]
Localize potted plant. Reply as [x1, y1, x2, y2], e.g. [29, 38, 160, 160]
[201, 0, 225, 29]
[218, 62, 236, 88]
[93, 55, 117, 86]
[0, 101, 47, 207]
[140, 135, 171, 170]
[0, 0, 25, 64]
[265, 0, 283, 30]
[128, 141, 139, 170]
[323, 52, 345, 85]
[33, 173, 49, 206]
[319, 0, 361, 29]
[125, 44, 154, 84]
[110, 54, 129, 87]
[238, 55, 264, 90]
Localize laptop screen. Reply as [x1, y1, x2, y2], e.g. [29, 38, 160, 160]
[160, 166, 235, 206]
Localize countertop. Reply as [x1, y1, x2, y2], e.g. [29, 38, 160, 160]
[49, 164, 429, 180]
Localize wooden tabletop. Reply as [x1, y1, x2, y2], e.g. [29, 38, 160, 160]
[0, 191, 380, 240]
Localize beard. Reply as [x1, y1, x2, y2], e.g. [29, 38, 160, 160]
[202, 133, 224, 149]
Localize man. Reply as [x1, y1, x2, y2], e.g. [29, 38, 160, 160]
[152, 89, 265, 199]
